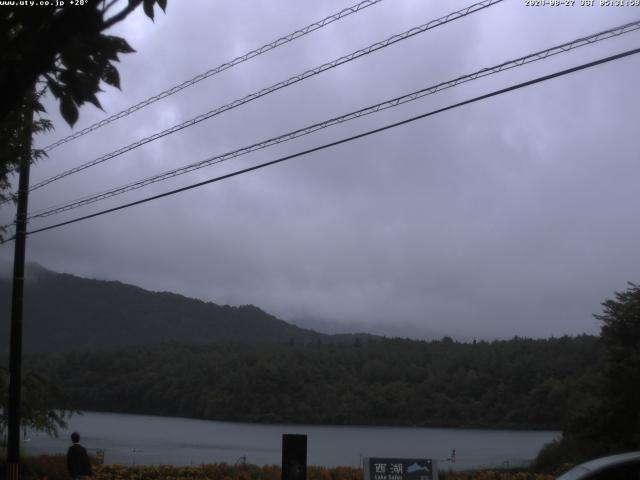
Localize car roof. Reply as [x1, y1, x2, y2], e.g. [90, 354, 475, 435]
[557, 451, 640, 480]
[578, 451, 640, 471]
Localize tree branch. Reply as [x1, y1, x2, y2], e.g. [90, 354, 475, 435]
[102, 0, 142, 30]
[103, 0, 120, 14]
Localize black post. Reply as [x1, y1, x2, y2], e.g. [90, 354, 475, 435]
[7, 98, 33, 480]
[282, 434, 307, 480]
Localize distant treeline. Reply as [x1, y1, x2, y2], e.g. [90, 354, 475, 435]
[29, 335, 601, 430]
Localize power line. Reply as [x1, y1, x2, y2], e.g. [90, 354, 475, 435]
[41, 0, 386, 152]
[19, 46, 640, 239]
[26, 20, 640, 221]
[29, 0, 503, 192]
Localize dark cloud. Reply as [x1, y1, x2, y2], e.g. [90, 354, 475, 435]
[2, 0, 639, 339]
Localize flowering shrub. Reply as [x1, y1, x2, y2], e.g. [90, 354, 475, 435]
[21, 454, 68, 480]
[11, 456, 554, 480]
[440, 472, 553, 480]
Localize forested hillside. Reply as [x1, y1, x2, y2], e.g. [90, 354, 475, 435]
[0, 264, 605, 431]
[28, 335, 602, 430]
[0, 264, 330, 352]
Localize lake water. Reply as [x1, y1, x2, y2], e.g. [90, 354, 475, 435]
[24, 412, 558, 471]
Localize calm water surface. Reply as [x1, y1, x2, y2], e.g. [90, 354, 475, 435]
[25, 412, 558, 470]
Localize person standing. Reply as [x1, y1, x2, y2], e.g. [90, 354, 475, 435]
[67, 432, 92, 479]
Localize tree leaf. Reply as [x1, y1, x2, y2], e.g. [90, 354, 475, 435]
[107, 35, 135, 54]
[156, 0, 167, 12]
[86, 92, 103, 111]
[33, 100, 46, 113]
[59, 68, 75, 87]
[101, 63, 121, 89]
[47, 80, 63, 99]
[143, 0, 155, 20]
[60, 42, 97, 74]
[90, 35, 118, 61]
[97, 36, 135, 61]
[60, 95, 78, 127]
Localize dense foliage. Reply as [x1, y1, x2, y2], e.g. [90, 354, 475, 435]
[28, 335, 601, 430]
[1, 0, 167, 125]
[0, 0, 168, 209]
[535, 283, 640, 470]
[0, 366, 76, 438]
[594, 282, 640, 449]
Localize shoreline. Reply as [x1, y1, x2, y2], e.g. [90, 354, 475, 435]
[68, 409, 563, 433]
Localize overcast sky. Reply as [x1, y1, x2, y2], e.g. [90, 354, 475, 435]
[2, 0, 639, 340]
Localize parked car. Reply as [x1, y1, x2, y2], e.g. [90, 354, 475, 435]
[557, 451, 640, 480]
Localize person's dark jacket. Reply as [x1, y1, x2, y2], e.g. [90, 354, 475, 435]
[67, 443, 92, 477]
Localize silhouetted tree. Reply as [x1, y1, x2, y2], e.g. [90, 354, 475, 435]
[0, 367, 76, 440]
[536, 283, 640, 472]
[0, 0, 168, 204]
[0, 0, 168, 431]
[593, 282, 640, 449]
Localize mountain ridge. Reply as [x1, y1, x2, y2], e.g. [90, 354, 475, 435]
[0, 263, 377, 353]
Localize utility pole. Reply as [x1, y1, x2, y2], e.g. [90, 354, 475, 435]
[7, 93, 33, 480]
